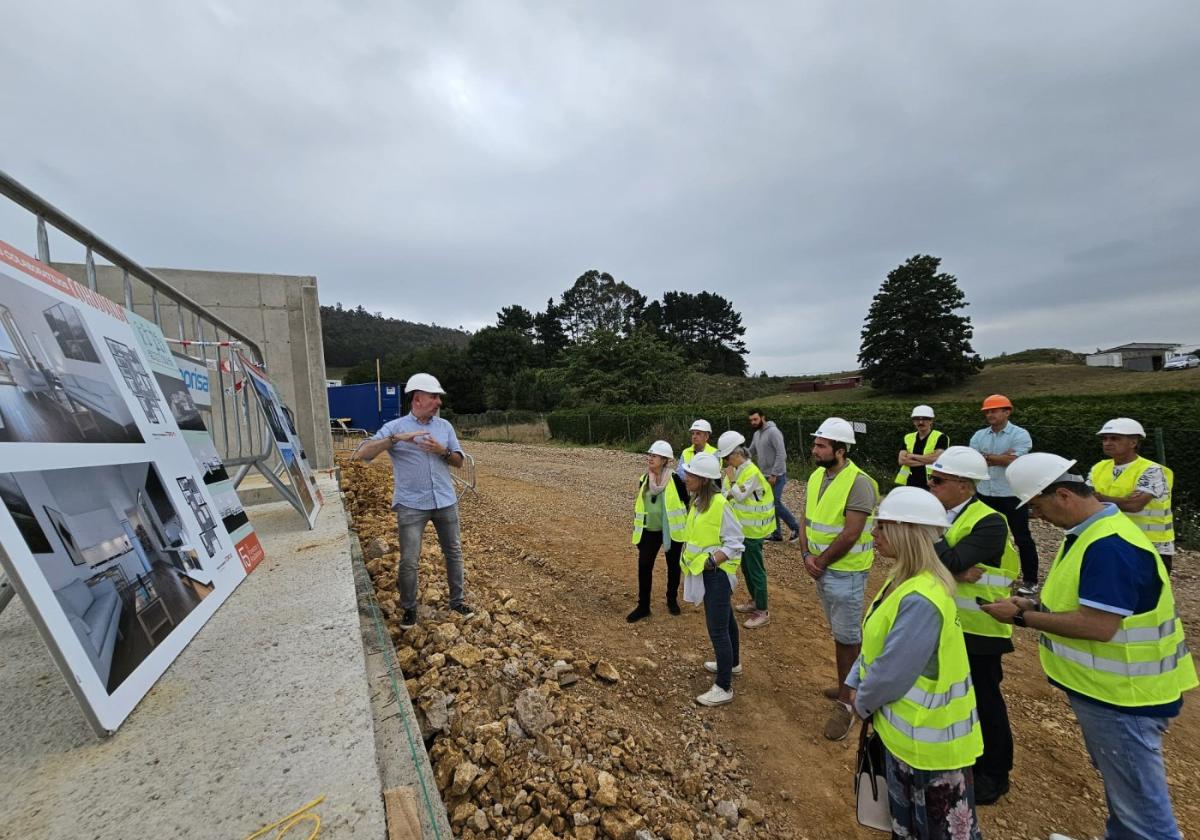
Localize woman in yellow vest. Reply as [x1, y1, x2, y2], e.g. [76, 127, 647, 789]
[846, 487, 983, 839]
[678, 452, 745, 706]
[628, 440, 690, 623]
[716, 430, 776, 630]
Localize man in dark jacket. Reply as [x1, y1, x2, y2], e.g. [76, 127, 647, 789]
[748, 409, 800, 542]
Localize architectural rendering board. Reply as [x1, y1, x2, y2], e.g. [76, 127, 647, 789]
[238, 351, 324, 527]
[0, 240, 262, 736]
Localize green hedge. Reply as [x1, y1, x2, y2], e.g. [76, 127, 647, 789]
[547, 391, 1200, 547]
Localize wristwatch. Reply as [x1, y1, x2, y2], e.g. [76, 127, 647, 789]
[1012, 607, 1027, 628]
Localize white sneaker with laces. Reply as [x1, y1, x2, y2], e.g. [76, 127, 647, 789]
[696, 684, 734, 706]
[704, 661, 743, 674]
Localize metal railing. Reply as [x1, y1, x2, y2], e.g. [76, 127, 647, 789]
[0, 169, 313, 525]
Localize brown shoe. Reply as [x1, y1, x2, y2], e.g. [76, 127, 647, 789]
[822, 685, 841, 700]
[823, 704, 855, 741]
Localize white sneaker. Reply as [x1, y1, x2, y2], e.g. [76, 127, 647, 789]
[704, 661, 743, 674]
[696, 684, 734, 706]
[1048, 835, 1079, 840]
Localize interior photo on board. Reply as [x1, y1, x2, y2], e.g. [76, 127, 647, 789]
[0, 463, 217, 694]
[0, 280, 145, 444]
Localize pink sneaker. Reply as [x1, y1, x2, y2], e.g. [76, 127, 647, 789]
[744, 610, 771, 629]
[734, 601, 757, 614]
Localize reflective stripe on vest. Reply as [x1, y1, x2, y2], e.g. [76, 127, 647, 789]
[946, 499, 1021, 639]
[878, 705, 981, 744]
[805, 462, 878, 572]
[631, 474, 688, 546]
[894, 430, 943, 485]
[680, 495, 741, 576]
[723, 461, 776, 539]
[859, 572, 982, 771]
[1038, 512, 1198, 707]
[1040, 636, 1190, 677]
[1088, 458, 1175, 548]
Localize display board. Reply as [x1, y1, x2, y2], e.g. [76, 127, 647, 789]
[127, 312, 264, 574]
[0, 239, 260, 735]
[237, 351, 324, 527]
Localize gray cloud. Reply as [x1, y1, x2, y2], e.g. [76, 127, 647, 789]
[3, 1, 1199, 374]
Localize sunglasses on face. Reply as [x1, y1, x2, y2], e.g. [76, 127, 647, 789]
[928, 476, 959, 486]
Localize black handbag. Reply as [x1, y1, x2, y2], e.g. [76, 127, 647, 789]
[855, 721, 891, 832]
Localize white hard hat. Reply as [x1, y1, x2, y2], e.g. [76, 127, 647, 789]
[876, 487, 950, 528]
[647, 440, 674, 460]
[1006, 453, 1080, 506]
[404, 372, 445, 394]
[1097, 417, 1146, 438]
[683, 452, 722, 480]
[689, 419, 713, 434]
[911, 405, 935, 419]
[930, 446, 989, 481]
[812, 417, 855, 445]
[715, 430, 746, 458]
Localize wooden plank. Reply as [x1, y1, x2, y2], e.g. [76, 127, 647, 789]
[383, 785, 423, 840]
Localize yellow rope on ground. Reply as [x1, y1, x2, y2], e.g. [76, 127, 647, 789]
[243, 795, 325, 840]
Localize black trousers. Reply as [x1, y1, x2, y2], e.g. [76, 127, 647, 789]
[978, 493, 1040, 584]
[969, 652, 1013, 781]
[636, 530, 682, 608]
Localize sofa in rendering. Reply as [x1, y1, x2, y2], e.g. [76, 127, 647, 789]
[59, 374, 136, 429]
[54, 577, 122, 687]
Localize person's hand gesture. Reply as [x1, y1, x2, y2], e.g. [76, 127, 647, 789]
[389, 431, 428, 445]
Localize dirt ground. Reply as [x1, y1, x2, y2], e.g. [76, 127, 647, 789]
[353, 441, 1200, 840]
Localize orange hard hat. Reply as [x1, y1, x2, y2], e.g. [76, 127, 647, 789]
[981, 394, 1013, 411]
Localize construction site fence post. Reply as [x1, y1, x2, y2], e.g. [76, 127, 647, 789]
[1155, 427, 1166, 464]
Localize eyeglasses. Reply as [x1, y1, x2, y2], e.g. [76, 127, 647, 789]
[928, 476, 958, 486]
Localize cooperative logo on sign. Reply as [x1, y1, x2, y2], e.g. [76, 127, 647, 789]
[181, 369, 210, 394]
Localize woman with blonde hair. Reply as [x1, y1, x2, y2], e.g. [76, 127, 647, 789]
[846, 486, 984, 840]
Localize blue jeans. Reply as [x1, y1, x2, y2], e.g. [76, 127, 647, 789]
[770, 473, 800, 538]
[702, 568, 739, 690]
[1068, 693, 1182, 839]
[395, 503, 465, 610]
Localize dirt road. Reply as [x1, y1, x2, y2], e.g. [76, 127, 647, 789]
[356, 441, 1200, 839]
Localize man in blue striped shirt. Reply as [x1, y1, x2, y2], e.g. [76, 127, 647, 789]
[969, 394, 1040, 593]
[354, 373, 473, 629]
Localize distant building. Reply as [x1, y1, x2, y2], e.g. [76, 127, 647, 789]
[1085, 342, 1180, 372]
[326, 378, 343, 387]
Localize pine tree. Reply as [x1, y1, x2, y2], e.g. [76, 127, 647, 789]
[858, 255, 982, 393]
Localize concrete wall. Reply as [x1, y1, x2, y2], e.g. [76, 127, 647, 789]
[54, 263, 333, 469]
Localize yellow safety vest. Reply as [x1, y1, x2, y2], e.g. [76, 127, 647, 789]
[631, 473, 688, 545]
[895, 430, 945, 485]
[680, 495, 741, 576]
[722, 461, 776, 540]
[1039, 513, 1197, 708]
[860, 572, 983, 771]
[1088, 457, 1175, 553]
[805, 462, 878, 572]
[947, 500, 1020, 639]
[681, 443, 717, 464]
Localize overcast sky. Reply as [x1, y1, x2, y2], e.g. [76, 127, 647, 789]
[3, 2, 1199, 374]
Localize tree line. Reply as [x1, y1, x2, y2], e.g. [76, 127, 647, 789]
[335, 254, 987, 411]
[321, 303, 471, 368]
[343, 270, 751, 412]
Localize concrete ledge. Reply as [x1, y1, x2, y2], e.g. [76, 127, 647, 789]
[0, 476, 388, 839]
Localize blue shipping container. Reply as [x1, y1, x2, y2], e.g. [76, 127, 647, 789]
[327, 382, 401, 433]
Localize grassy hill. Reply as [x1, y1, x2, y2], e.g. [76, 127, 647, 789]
[755, 363, 1200, 407]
